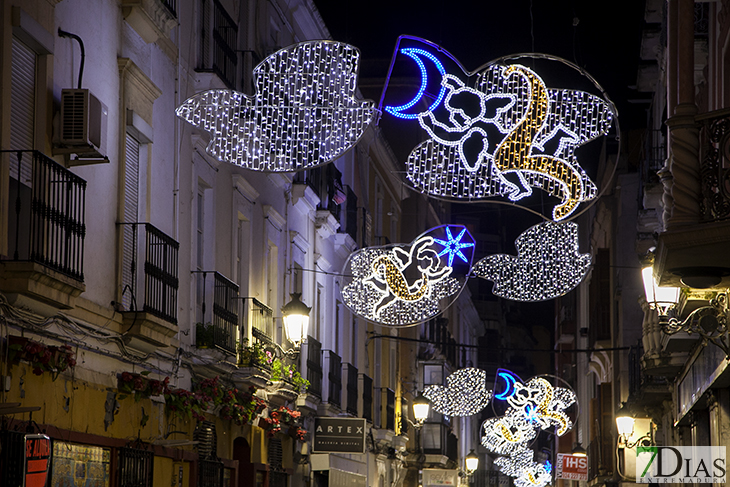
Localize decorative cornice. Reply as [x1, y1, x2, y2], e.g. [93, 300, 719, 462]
[263, 205, 286, 231]
[315, 210, 339, 239]
[291, 183, 320, 218]
[232, 175, 260, 202]
[290, 231, 310, 254]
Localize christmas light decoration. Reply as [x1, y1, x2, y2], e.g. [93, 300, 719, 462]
[384, 48, 446, 120]
[176, 41, 376, 172]
[341, 225, 474, 326]
[472, 221, 591, 302]
[494, 368, 522, 401]
[381, 36, 614, 222]
[424, 368, 492, 417]
[481, 374, 576, 487]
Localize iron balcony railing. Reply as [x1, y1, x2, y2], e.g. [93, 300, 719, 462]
[118, 446, 154, 487]
[376, 387, 395, 431]
[345, 363, 358, 415]
[119, 222, 179, 324]
[249, 298, 274, 344]
[4, 150, 86, 281]
[325, 350, 342, 407]
[194, 271, 238, 353]
[199, 0, 237, 89]
[306, 335, 323, 397]
[160, 0, 176, 17]
[361, 374, 373, 422]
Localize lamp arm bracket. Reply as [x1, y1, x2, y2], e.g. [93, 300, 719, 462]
[663, 293, 730, 358]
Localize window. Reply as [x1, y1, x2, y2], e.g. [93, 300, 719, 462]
[121, 133, 141, 311]
[118, 447, 154, 487]
[196, 190, 206, 322]
[10, 36, 36, 185]
[199, 0, 238, 89]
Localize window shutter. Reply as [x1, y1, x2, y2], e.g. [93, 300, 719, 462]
[121, 133, 140, 310]
[10, 37, 36, 187]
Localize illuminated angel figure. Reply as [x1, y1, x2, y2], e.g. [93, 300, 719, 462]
[364, 236, 452, 317]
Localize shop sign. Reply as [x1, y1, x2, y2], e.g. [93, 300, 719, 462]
[25, 434, 51, 487]
[556, 453, 588, 480]
[422, 469, 458, 486]
[312, 417, 365, 454]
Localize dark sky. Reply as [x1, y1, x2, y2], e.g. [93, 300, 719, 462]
[314, 0, 649, 129]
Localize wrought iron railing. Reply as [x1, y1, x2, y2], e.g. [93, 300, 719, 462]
[325, 350, 342, 407]
[198, 459, 224, 487]
[306, 336, 323, 397]
[345, 363, 358, 415]
[119, 222, 179, 324]
[4, 150, 86, 281]
[699, 109, 730, 221]
[250, 298, 274, 343]
[377, 388, 395, 431]
[361, 374, 373, 422]
[199, 0, 237, 89]
[118, 447, 154, 487]
[160, 0, 177, 17]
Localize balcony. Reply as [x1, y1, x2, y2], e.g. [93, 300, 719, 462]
[344, 362, 359, 416]
[232, 298, 273, 389]
[655, 108, 730, 289]
[194, 271, 238, 359]
[121, 0, 177, 44]
[1, 150, 86, 310]
[361, 374, 373, 423]
[196, 0, 238, 90]
[319, 350, 341, 415]
[420, 423, 458, 467]
[118, 222, 179, 350]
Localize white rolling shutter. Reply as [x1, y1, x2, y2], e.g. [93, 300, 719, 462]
[121, 133, 140, 310]
[10, 37, 36, 187]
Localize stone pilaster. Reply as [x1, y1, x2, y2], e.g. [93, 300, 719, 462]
[665, 103, 701, 228]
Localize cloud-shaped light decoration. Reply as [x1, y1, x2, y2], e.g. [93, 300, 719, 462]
[472, 221, 591, 302]
[482, 373, 576, 487]
[176, 41, 376, 172]
[423, 368, 492, 417]
[381, 36, 614, 222]
[340, 225, 474, 326]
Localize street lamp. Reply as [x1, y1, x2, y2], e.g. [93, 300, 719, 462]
[412, 392, 430, 427]
[571, 443, 587, 457]
[465, 449, 479, 474]
[281, 293, 311, 348]
[642, 264, 730, 357]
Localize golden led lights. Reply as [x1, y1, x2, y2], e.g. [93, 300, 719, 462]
[176, 41, 376, 172]
[472, 221, 591, 302]
[383, 37, 614, 222]
[341, 225, 474, 327]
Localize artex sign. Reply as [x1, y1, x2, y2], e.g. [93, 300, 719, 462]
[556, 453, 588, 481]
[312, 417, 366, 454]
[636, 446, 726, 483]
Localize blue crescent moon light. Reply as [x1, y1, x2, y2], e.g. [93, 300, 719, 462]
[494, 369, 522, 400]
[384, 48, 447, 119]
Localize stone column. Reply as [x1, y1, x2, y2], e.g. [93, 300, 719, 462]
[665, 0, 702, 229]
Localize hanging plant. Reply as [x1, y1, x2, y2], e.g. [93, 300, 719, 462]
[270, 358, 310, 393]
[259, 405, 303, 438]
[118, 371, 170, 402]
[164, 388, 208, 422]
[8, 337, 77, 380]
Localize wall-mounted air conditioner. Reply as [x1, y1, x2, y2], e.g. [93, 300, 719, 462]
[56, 88, 108, 164]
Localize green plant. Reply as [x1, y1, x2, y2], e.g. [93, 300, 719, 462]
[196, 322, 214, 348]
[237, 340, 267, 367]
[269, 358, 309, 392]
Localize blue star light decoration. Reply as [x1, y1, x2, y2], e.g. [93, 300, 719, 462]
[434, 227, 475, 267]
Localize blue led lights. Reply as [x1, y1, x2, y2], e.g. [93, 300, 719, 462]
[384, 48, 447, 119]
[433, 226, 475, 267]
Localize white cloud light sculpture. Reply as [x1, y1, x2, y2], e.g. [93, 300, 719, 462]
[472, 220, 591, 302]
[423, 368, 492, 417]
[176, 41, 376, 172]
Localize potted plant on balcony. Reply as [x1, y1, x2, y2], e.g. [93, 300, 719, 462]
[8, 337, 77, 380]
[270, 359, 310, 393]
[196, 322, 214, 348]
[237, 340, 267, 367]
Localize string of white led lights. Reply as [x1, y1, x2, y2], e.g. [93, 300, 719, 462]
[176, 41, 376, 172]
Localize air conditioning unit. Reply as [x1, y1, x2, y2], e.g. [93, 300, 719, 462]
[57, 88, 108, 163]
